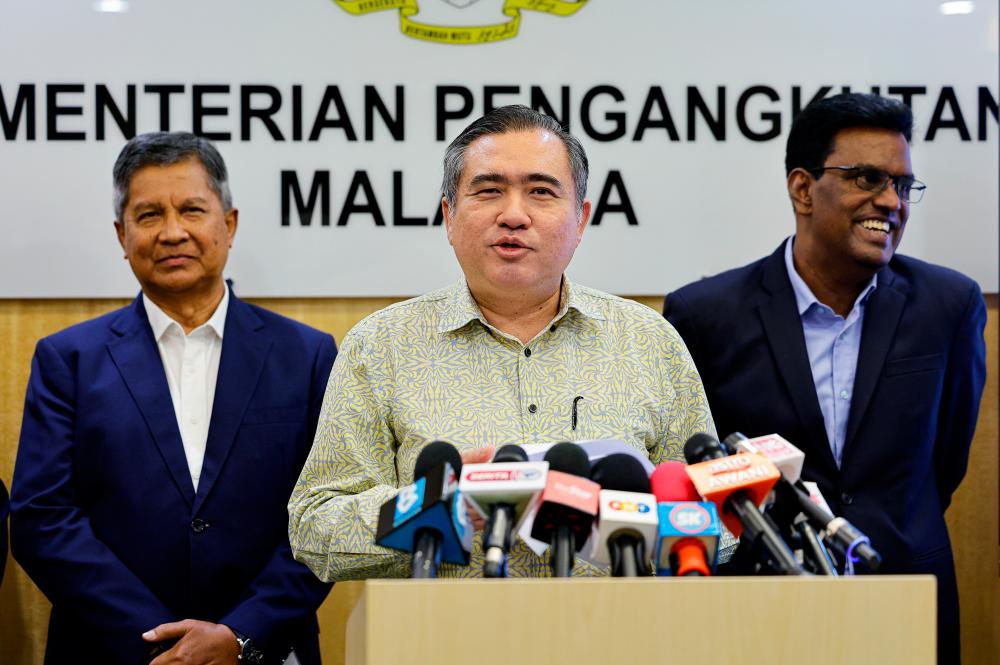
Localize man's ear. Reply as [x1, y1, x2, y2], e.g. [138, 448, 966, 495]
[787, 168, 814, 216]
[115, 220, 127, 257]
[442, 197, 455, 246]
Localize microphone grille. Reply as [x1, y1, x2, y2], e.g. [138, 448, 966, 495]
[493, 444, 529, 463]
[413, 440, 462, 480]
[590, 454, 650, 493]
[683, 432, 725, 464]
[543, 442, 591, 478]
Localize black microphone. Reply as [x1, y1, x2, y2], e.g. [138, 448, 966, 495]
[591, 454, 657, 577]
[684, 433, 805, 576]
[529, 442, 600, 577]
[726, 432, 880, 572]
[375, 441, 469, 578]
[481, 444, 528, 578]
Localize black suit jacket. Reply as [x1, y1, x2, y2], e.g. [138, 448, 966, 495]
[12, 292, 337, 665]
[665, 241, 986, 664]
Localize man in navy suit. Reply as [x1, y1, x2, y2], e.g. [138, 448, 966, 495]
[11, 133, 337, 664]
[664, 93, 985, 664]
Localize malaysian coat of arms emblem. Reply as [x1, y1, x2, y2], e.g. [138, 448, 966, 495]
[333, 0, 589, 45]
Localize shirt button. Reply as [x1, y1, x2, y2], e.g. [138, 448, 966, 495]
[190, 518, 209, 533]
[839, 390, 850, 400]
[524, 348, 532, 358]
[190, 415, 198, 425]
[841, 493, 854, 506]
[528, 404, 537, 414]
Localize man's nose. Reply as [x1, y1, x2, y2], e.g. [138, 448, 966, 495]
[160, 210, 190, 242]
[874, 181, 903, 211]
[496, 194, 530, 228]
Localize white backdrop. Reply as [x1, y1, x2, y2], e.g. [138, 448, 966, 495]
[1, 0, 997, 297]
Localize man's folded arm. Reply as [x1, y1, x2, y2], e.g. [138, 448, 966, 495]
[933, 281, 987, 510]
[11, 339, 175, 662]
[288, 329, 411, 582]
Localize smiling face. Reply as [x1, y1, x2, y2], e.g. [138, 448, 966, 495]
[790, 126, 911, 283]
[115, 158, 237, 305]
[442, 128, 591, 306]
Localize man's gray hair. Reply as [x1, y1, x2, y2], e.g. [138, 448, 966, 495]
[112, 132, 233, 220]
[442, 105, 589, 212]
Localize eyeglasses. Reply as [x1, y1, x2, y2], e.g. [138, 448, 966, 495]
[809, 165, 926, 204]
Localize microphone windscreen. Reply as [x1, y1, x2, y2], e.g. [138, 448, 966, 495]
[722, 432, 749, 455]
[543, 442, 591, 478]
[493, 444, 529, 463]
[683, 432, 725, 464]
[414, 440, 462, 480]
[650, 462, 701, 502]
[591, 454, 650, 493]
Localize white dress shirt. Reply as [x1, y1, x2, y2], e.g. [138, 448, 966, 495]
[143, 288, 229, 492]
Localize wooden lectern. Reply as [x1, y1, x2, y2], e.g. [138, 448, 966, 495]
[319, 575, 935, 665]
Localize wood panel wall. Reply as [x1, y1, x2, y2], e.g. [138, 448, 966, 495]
[1, 295, 996, 665]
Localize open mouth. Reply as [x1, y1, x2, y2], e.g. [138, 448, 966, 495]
[858, 219, 892, 234]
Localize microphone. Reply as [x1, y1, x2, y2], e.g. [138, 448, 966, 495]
[459, 444, 548, 578]
[591, 454, 657, 577]
[529, 442, 600, 577]
[684, 433, 805, 575]
[375, 440, 470, 578]
[728, 432, 881, 573]
[649, 462, 721, 576]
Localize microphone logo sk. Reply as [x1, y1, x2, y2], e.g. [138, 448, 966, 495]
[330, 0, 589, 45]
[667, 504, 711, 534]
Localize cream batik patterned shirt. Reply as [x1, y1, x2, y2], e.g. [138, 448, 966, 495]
[288, 279, 717, 580]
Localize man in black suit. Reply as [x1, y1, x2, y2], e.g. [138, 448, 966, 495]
[664, 93, 986, 664]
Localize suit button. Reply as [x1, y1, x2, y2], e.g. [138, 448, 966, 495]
[841, 493, 854, 506]
[190, 518, 209, 533]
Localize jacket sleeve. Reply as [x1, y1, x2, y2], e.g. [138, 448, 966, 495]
[219, 333, 340, 656]
[932, 282, 987, 510]
[10, 338, 175, 664]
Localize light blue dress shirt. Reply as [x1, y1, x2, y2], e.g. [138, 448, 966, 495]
[783, 237, 876, 467]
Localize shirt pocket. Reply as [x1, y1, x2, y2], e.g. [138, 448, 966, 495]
[883, 353, 943, 377]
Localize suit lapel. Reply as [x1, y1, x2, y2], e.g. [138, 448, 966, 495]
[756, 243, 840, 474]
[193, 295, 271, 513]
[843, 268, 906, 459]
[107, 297, 196, 508]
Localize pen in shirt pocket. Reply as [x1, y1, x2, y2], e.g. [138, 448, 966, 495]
[571, 395, 584, 431]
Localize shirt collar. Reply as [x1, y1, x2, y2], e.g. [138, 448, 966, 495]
[436, 276, 604, 334]
[143, 286, 230, 341]
[783, 235, 877, 317]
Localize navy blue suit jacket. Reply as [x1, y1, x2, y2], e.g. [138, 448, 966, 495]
[11, 292, 337, 665]
[1, 477, 7, 584]
[665, 241, 986, 664]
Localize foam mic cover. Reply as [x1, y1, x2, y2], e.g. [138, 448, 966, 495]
[684, 433, 803, 575]
[650, 462, 720, 576]
[591, 454, 657, 577]
[530, 443, 600, 577]
[375, 440, 470, 577]
[460, 444, 548, 577]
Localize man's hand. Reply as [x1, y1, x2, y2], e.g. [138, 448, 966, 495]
[460, 446, 494, 531]
[143, 619, 240, 665]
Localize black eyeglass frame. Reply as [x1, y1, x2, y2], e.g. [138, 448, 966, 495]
[807, 165, 927, 204]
